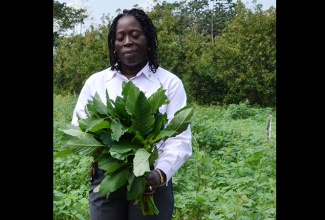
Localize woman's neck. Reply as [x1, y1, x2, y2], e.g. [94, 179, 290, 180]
[121, 62, 147, 79]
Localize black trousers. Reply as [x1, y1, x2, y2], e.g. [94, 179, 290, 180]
[89, 167, 174, 220]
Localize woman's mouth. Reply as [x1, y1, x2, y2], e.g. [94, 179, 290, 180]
[123, 50, 135, 56]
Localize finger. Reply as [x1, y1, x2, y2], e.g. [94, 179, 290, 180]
[143, 191, 154, 196]
[146, 179, 155, 187]
[143, 185, 154, 195]
[146, 170, 160, 185]
[143, 187, 155, 195]
[146, 173, 157, 187]
[146, 172, 156, 181]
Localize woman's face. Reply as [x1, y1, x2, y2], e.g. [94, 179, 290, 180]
[114, 15, 148, 71]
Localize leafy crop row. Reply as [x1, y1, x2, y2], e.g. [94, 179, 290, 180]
[54, 95, 276, 220]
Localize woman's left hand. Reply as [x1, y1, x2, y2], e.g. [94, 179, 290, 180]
[143, 170, 161, 195]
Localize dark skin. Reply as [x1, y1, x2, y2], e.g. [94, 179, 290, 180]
[143, 169, 167, 196]
[114, 15, 149, 79]
[114, 14, 167, 194]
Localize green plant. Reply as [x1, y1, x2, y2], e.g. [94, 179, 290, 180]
[55, 81, 193, 215]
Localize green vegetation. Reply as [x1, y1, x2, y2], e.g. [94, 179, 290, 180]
[54, 95, 276, 219]
[53, 1, 276, 219]
[53, 0, 276, 107]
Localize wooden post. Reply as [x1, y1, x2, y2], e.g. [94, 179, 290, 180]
[266, 114, 272, 140]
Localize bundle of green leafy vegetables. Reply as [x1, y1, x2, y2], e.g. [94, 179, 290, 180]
[56, 81, 193, 215]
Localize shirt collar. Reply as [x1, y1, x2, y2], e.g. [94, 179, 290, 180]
[139, 62, 155, 83]
[106, 62, 156, 83]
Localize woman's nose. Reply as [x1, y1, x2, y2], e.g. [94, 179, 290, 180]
[123, 36, 133, 46]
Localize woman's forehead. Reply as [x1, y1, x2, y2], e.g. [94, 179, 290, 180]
[116, 15, 141, 30]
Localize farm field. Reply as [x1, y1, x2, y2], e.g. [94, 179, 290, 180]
[54, 94, 276, 220]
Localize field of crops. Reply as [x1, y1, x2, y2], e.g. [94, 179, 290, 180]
[54, 94, 276, 220]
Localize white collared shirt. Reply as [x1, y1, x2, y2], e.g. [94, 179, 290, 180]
[71, 62, 192, 184]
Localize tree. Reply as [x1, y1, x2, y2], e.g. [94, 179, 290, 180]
[53, 0, 88, 47]
[199, 2, 276, 107]
[53, 21, 111, 95]
[53, 0, 276, 107]
[178, 0, 237, 43]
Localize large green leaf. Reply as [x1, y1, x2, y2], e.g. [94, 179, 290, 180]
[114, 96, 129, 122]
[98, 155, 124, 174]
[131, 130, 145, 146]
[124, 81, 141, 115]
[151, 112, 168, 136]
[110, 120, 127, 141]
[133, 148, 151, 177]
[110, 142, 140, 155]
[127, 175, 145, 201]
[105, 90, 118, 118]
[85, 101, 102, 119]
[97, 167, 130, 195]
[165, 106, 194, 135]
[59, 125, 85, 137]
[86, 118, 110, 133]
[62, 135, 104, 156]
[127, 171, 135, 192]
[92, 92, 108, 115]
[121, 81, 134, 100]
[131, 92, 154, 136]
[100, 133, 113, 146]
[148, 85, 170, 113]
[151, 130, 176, 143]
[109, 141, 140, 160]
[77, 117, 92, 132]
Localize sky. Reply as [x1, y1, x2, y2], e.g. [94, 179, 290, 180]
[57, 0, 276, 32]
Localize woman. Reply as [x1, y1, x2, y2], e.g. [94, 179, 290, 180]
[71, 8, 192, 220]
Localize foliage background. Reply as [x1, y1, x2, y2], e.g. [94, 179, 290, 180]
[53, 0, 276, 107]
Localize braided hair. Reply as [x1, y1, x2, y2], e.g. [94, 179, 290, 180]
[108, 8, 159, 73]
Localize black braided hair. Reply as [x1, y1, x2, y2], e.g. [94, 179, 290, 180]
[108, 8, 159, 73]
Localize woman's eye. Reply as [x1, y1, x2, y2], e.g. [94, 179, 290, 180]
[132, 33, 141, 39]
[115, 31, 142, 42]
[116, 37, 123, 41]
